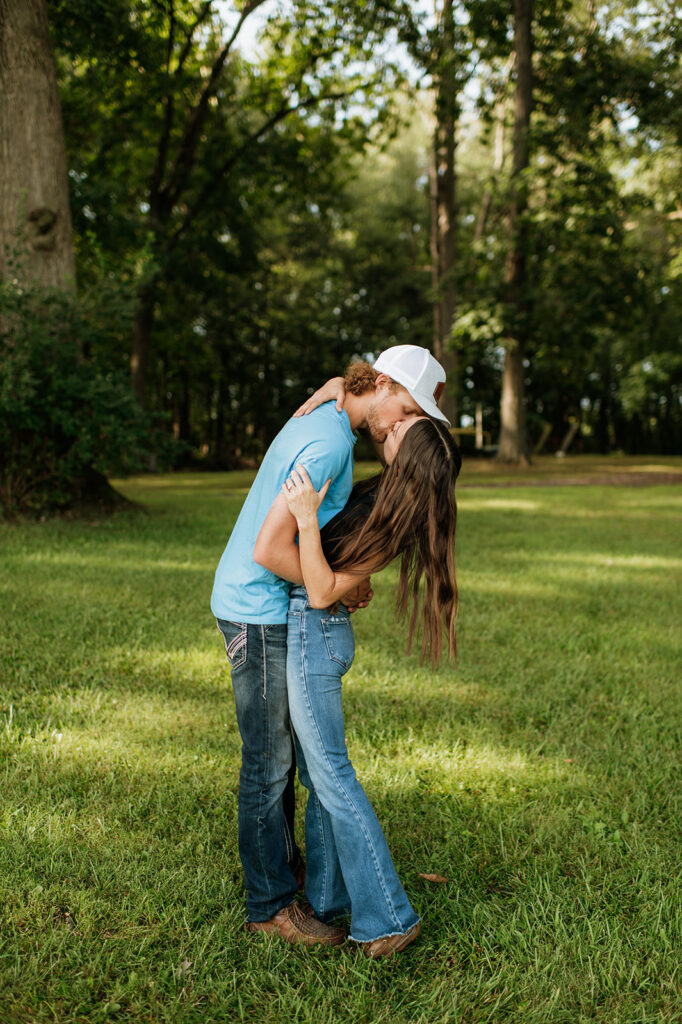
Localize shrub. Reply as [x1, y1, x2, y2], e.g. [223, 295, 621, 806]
[0, 279, 175, 518]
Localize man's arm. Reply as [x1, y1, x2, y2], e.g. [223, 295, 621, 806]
[253, 493, 304, 584]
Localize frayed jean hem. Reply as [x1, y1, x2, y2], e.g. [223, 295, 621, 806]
[348, 916, 421, 945]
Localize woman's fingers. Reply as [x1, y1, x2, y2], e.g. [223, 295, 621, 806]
[282, 465, 331, 505]
[281, 467, 309, 502]
[292, 465, 331, 501]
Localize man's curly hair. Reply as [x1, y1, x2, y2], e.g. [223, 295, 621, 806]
[343, 361, 403, 396]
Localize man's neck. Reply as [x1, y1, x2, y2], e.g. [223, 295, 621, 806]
[342, 391, 372, 431]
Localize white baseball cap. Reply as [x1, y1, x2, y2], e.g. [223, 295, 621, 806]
[373, 345, 450, 424]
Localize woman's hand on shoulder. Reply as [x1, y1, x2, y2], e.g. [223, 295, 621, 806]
[282, 465, 330, 525]
[293, 377, 345, 417]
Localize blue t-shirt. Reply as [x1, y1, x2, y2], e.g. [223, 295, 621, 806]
[211, 403, 357, 624]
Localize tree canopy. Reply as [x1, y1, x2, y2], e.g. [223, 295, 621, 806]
[1, 0, 681, 512]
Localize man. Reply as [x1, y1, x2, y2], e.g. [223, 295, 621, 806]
[211, 345, 448, 946]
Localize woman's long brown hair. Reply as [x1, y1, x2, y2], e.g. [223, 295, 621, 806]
[325, 419, 462, 665]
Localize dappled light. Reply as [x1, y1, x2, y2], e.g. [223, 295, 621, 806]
[515, 550, 682, 572]
[3, 0, 682, 1011]
[458, 497, 542, 512]
[1, 469, 680, 1023]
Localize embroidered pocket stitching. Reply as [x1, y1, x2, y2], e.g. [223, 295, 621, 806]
[226, 628, 247, 663]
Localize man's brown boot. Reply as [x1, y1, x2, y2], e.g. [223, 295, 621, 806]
[245, 901, 345, 947]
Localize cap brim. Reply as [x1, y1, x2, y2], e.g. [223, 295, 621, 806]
[409, 392, 451, 426]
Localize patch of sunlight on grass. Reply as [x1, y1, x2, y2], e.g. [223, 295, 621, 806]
[106, 644, 226, 681]
[113, 472, 256, 492]
[457, 497, 543, 512]
[362, 737, 583, 792]
[536, 551, 682, 571]
[525, 500, 675, 521]
[461, 454, 682, 477]
[462, 575, 563, 597]
[10, 694, 237, 773]
[620, 463, 682, 474]
[20, 550, 213, 573]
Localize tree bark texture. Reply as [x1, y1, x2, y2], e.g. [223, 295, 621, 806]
[497, 0, 534, 463]
[0, 0, 76, 289]
[430, 0, 458, 426]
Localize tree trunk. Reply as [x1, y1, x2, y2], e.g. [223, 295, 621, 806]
[496, 0, 534, 464]
[499, 343, 526, 458]
[0, 0, 76, 289]
[430, 0, 458, 426]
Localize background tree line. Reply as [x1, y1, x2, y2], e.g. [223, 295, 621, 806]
[1, 0, 681, 514]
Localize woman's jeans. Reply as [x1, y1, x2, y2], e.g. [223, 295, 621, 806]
[216, 619, 305, 922]
[287, 585, 419, 942]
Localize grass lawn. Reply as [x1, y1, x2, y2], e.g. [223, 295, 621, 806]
[1, 457, 680, 1023]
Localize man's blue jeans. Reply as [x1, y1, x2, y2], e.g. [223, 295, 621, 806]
[287, 586, 420, 942]
[217, 618, 305, 922]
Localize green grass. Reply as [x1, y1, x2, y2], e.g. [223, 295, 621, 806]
[1, 459, 680, 1023]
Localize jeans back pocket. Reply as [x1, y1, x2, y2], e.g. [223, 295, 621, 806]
[320, 613, 355, 673]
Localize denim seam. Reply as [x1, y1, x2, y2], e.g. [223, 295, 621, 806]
[282, 724, 296, 867]
[297, 625, 402, 933]
[297, 613, 328, 916]
[261, 625, 267, 701]
[297, 609, 329, 911]
[256, 625, 272, 903]
[312, 795, 329, 916]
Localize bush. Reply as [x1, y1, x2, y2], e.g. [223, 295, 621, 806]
[0, 280, 176, 518]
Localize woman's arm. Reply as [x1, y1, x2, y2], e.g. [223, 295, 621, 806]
[292, 377, 345, 417]
[282, 466, 369, 609]
[292, 378, 389, 466]
[253, 493, 304, 585]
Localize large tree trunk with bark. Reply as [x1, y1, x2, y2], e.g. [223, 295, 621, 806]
[0, 0, 76, 289]
[497, 0, 534, 464]
[430, 0, 458, 426]
[0, 0, 132, 516]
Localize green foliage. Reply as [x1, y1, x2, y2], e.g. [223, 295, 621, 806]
[39, 0, 682, 459]
[449, 0, 682, 452]
[0, 278, 175, 518]
[47, 0, 423, 461]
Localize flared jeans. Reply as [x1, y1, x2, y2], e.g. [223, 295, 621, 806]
[287, 585, 419, 942]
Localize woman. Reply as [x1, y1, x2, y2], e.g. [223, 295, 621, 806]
[282, 415, 461, 957]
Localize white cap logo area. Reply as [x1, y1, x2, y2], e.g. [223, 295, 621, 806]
[373, 345, 450, 424]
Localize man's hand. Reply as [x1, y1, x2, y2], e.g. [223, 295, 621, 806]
[293, 377, 345, 417]
[340, 577, 373, 614]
